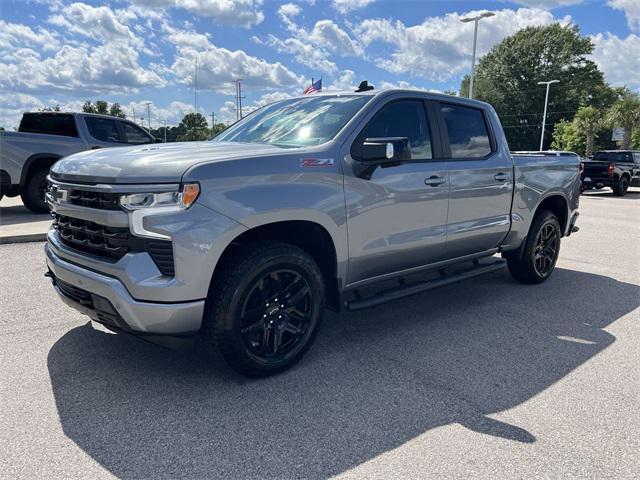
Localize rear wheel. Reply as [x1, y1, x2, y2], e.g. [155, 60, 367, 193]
[507, 211, 561, 284]
[614, 177, 629, 196]
[20, 169, 50, 213]
[202, 241, 325, 377]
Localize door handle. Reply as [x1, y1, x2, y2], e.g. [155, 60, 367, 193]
[424, 175, 446, 187]
[494, 172, 508, 182]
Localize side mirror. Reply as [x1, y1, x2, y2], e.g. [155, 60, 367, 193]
[360, 137, 411, 164]
[155, 137, 162, 143]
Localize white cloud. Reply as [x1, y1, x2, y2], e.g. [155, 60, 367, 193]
[608, 0, 640, 33]
[353, 8, 570, 82]
[168, 31, 303, 93]
[0, 93, 45, 130]
[130, 0, 264, 28]
[0, 43, 166, 95]
[278, 3, 301, 18]
[590, 33, 640, 87]
[266, 8, 363, 72]
[0, 20, 59, 52]
[266, 34, 338, 72]
[48, 2, 142, 47]
[333, 0, 374, 14]
[327, 69, 356, 91]
[509, 0, 583, 7]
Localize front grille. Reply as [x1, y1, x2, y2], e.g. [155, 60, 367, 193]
[52, 213, 175, 276]
[68, 190, 122, 210]
[53, 213, 131, 260]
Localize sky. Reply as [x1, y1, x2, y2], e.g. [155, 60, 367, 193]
[1, 0, 638, 129]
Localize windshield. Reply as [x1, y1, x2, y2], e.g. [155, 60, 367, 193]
[214, 95, 371, 147]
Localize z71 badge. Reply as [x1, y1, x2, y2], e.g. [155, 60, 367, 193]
[300, 158, 334, 167]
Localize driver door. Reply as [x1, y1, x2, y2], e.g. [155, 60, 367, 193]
[343, 98, 450, 286]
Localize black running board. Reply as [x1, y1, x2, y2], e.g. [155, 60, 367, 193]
[345, 259, 506, 311]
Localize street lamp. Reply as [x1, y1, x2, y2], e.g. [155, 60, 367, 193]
[537, 80, 559, 151]
[144, 101, 152, 132]
[460, 11, 495, 99]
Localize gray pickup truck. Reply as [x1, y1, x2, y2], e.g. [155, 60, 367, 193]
[0, 112, 156, 212]
[45, 89, 580, 377]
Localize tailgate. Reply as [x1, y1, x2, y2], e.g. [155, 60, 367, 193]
[582, 161, 610, 178]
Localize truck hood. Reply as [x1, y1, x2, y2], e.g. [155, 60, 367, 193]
[50, 141, 288, 184]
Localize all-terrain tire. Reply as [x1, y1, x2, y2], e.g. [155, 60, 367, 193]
[507, 211, 561, 284]
[21, 169, 50, 213]
[202, 241, 325, 378]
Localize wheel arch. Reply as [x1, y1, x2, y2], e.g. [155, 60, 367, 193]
[533, 194, 569, 235]
[20, 153, 62, 186]
[211, 220, 342, 312]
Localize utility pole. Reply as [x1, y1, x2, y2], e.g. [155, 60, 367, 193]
[163, 120, 167, 143]
[460, 11, 495, 99]
[144, 102, 152, 132]
[211, 112, 215, 129]
[132, 107, 136, 124]
[235, 79, 244, 121]
[537, 80, 559, 151]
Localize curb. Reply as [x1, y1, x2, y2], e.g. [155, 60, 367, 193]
[0, 232, 48, 244]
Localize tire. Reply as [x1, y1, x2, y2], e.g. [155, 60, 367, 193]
[507, 211, 561, 284]
[202, 241, 325, 377]
[20, 169, 50, 213]
[614, 177, 629, 196]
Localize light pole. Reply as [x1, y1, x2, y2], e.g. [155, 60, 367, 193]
[144, 102, 152, 132]
[537, 80, 559, 151]
[460, 11, 495, 99]
[163, 119, 167, 143]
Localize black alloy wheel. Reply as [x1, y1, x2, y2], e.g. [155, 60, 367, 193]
[239, 269, 313, 361]
[532, 223, 558, 277]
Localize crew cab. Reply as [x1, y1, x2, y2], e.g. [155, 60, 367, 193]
[44, 89, 580, 377]
[581, 150, 640, 196]
[0, 112, 157, 212]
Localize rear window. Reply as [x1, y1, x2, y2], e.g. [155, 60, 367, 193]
[440, 104, 492, 158]
[593, 151, 633, 162]
[18, 113, 78, 137]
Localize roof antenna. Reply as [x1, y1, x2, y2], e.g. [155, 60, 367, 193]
[355, 80, 374, 92]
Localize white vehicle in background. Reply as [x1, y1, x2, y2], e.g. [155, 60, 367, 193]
[0, 112, 157, 212]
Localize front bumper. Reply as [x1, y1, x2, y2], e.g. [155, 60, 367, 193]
[45, 243, 204, 335]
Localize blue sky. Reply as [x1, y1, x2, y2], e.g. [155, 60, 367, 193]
[1, 0, 638, 128]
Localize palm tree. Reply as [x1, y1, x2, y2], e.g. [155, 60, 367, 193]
[572, 106, 601, 156]
[606, 96, 640, 149]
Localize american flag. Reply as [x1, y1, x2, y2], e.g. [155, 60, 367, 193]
[303, 78, 322, 94]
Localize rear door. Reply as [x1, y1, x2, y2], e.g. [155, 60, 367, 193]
[435, 101, 513, 259]
[84, 116, 126, 149]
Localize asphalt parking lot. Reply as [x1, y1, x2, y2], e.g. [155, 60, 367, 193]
[1, 189, 638, 479]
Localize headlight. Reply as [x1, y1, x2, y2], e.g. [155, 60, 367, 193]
[120, 183, 200, 240]
[120, 183, 200, 211]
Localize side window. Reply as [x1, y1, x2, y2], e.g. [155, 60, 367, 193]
[86, 117, 121, 143]
[121, 122, 153, 145]
[440, 104, 492, 158]
[359, 100, 433, 160]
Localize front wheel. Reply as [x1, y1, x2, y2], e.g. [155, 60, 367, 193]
[202, 241, 325, 377]
[507, 211, 561, 284]
[21, 169, 50, 213]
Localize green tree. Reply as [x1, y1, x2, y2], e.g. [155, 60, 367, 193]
[82, 100, 125, 118]
[632, 128, 640, 150]
[176, 113, 209, 141]
[573, 106, 602, 156]
[460, 24, 616, 150]
[605, 94, 640, 149]
[108, 102, 126, 118]
[551, 119, 584, 154]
